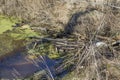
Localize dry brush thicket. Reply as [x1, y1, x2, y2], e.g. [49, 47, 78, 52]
[0, 0, 120, 80]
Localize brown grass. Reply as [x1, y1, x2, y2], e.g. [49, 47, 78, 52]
[0, 0, 120, 80]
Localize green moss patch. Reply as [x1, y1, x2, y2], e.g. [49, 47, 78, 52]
[0, 15, 40, 56]
[28, 43, 60, 59]
[0, 15, 20, 34]
[10, 28, 40, 40]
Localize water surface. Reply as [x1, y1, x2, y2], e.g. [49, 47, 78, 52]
[0, 53, 59, 79]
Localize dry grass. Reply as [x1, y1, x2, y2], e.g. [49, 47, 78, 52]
[0, 0, 120, 80]
[59, 1, 120, 80]
[0, 0, 69, 31]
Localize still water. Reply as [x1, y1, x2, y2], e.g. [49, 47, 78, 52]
[0, 53, 61, 79]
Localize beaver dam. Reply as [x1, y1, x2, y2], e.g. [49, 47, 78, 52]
[0, 0, 120, 80]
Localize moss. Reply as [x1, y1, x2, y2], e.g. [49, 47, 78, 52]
[0, 15, 40, 56]
[0, 15, 21, 34]
[10, 28, 39, 40]
[28, 43, 60, 59]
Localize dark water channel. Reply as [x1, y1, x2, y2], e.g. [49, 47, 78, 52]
[0, 52, 63, 79]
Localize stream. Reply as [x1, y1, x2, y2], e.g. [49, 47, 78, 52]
[0, 52, 63, 79]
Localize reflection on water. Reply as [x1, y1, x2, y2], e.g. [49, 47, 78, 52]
[0, 53, 60, 79]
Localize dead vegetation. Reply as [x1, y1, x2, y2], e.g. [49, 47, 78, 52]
[0, 0, 120, 80]
[0, 0, 69, 32]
